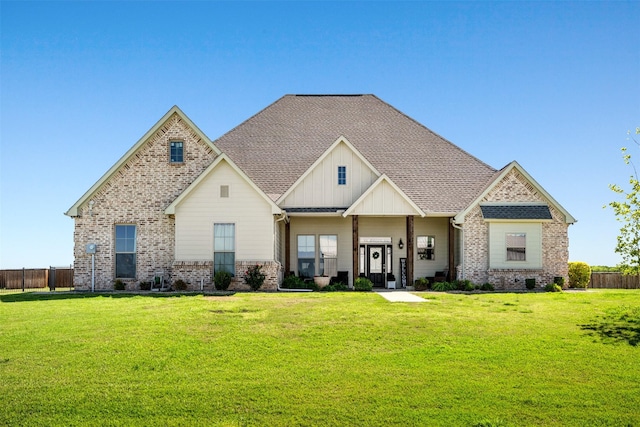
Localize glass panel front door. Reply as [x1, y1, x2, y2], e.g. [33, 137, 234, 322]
[368, 246, 384, 287]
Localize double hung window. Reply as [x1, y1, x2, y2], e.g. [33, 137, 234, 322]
[115, 225, 136, 278]
[214, 223, 235, 275]
[297, 235, 315, 278]
[506, 233, 526, 261]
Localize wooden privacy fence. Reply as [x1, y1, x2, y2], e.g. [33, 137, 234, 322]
[0, 267, 74, 290]
[590, 272, 640, 289]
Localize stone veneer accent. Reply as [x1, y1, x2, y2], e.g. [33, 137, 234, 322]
[462, 169, 570, 290]
[71, 113, 217, 290]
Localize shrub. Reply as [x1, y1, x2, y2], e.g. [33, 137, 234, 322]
[214, 270, 232, 291]
[463, 281, 475, 292]
[114, 279, 125, 291]
[326, 282, 349, 291]
[554, 276, 565, 288]
[354, 277, 373, 292]
[174, 279, 187, 291]
[480, 283, 495, 291]
[525, 278, 536, 290]
[432, 281, 455, 292]
[414, 277, 429, 291]
[568, 262, 591, 288]
[544, 283, 562, 292]
[281, 275, 309, 289]
[245, 265, 266, 291]
[139, 281, 151, 291]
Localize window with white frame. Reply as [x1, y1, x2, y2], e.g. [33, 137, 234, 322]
[170, 141, 184, 163]
[297, 235, 315, 278]
[214, 223, 235, 275]
[506, 233, 526, 261]
[319, 235, 337, 277]
[338, 166, 346, 185]
[115, 224, 136, 278]
[417, 236, 435, 260]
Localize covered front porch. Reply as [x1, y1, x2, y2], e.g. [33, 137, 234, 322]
[281, 214, 456, 288]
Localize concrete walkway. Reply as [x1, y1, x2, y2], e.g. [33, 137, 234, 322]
[375, 290, 427, 303]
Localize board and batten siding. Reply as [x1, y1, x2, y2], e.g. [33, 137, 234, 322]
[488, 222, 542, 269]
[349, 179, 421, 216]
[281, 141, 377, 208]
[174, 161, 275, 261]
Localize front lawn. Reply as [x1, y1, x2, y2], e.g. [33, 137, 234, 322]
[0, 290, 638, 426]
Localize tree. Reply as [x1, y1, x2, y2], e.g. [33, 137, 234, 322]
[608, 127, 640, 274]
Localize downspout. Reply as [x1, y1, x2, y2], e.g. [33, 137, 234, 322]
[274, 212, 292, 291]
[450, 219, 464, 281]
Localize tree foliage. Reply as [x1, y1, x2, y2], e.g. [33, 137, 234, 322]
[608, 127, 640, 274]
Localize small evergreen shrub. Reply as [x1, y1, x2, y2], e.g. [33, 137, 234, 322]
[525, 278, 536, 290]
[568, 262, 591, 288]
[414, 277, 429, 291]
[554, 276, 565, 288]
[354, 277, 373, 292]
[480, 283, 495, 291]
[214, 270, 232, 291]
[114, 279, 125, 290]
[245, 265, 266, 291]
[174, 279, 187, 291]
[139, 281, 151, 291]
[544, 283, 562, 292]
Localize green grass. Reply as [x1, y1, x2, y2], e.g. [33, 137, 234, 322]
[1, 290, 638, 426]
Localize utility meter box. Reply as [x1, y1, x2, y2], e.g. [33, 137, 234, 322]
[86, 243, 97, 254]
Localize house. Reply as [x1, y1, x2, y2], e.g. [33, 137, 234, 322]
[65, 95, 575, 291]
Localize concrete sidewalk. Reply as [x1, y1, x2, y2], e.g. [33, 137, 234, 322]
[375, 290, 428, 303]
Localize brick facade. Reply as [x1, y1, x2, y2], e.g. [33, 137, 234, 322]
[72, 113, 216, 290]
[171, 260, 282, 291]
[461, 169, 570, 289]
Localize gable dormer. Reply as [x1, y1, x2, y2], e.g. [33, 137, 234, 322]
[278, 137, 379, 208]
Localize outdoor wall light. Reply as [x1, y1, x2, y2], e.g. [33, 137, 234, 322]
[398, 238, 404, 249]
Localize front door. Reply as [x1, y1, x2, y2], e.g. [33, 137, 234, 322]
[367, 246, 385, 287]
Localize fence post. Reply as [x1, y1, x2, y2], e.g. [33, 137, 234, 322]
[22, 268, 25, 292]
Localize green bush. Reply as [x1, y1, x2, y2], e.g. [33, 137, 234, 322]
[414, 277, 429, 291]
[281, 275, 309, 289]
[480, 283, 495, 291]
[139, 281, 151, 291]
[432, 281, 455, 292]
[214, 270, 232, 291]
[244, 265, 266, 291]
[114, 279, 125, 291]
[174, 279, 187, 291]
[354, 277, 373, 292]
[568, 262, 591, 288]
[323, 282, 349, 292]
[463, 281, 475, 292]
[525, 278, 536, 290]
[544, 283, 562, 292]
[554, 276, 565, 288]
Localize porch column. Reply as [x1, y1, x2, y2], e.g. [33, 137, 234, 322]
[448, 220, 455, 282]
[285, 221, 291, 275]
[352, 215, 359, 287]
[406, 215, 414, 287]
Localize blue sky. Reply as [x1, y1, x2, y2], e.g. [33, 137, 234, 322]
[1, 1, 638, 269]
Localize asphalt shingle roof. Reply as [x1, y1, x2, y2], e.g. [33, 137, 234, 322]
[212, 95, 498, 214]
[480, 205, 553, 220]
